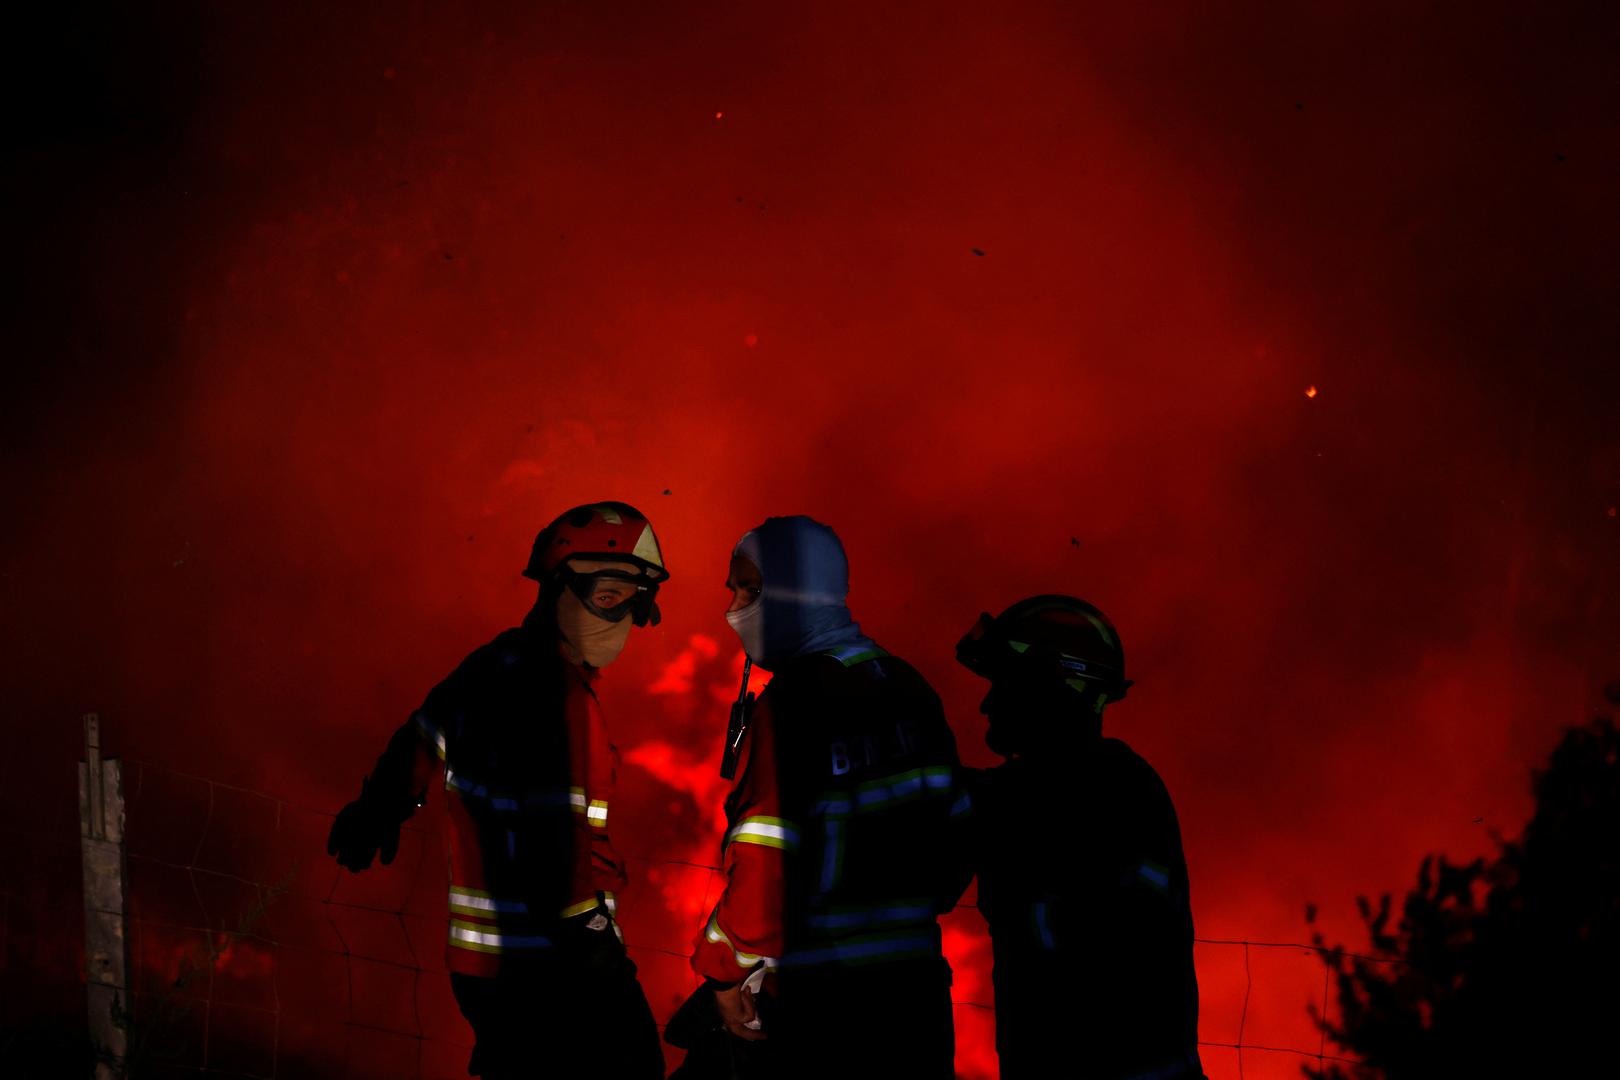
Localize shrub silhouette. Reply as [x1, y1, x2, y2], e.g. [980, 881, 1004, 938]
[1306, 684, 1620, 1078]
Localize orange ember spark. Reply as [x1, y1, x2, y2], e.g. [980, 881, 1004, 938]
[714, 111, 724, 120]
[1305, 385, 1318, 398]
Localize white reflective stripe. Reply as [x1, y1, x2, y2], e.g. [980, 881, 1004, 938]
[568, 788, 588, 810]
[449, 890, 528, 914]
[586, 800, 609, 825]
[603, 893, 617, 914]
[449, 922, 552, 950]
[704, 908, 779, 970]
[726, 818, 799, 850]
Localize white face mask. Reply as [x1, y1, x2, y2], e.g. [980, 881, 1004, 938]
[724, 599, 769, 669]
[556, 590, 632, 668]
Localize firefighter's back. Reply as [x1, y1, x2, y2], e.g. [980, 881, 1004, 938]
[766, 645, 970, 1079]
[975, 738, 1202, 1079]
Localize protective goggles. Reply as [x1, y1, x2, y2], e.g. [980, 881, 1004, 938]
[558, 566, 663, 627]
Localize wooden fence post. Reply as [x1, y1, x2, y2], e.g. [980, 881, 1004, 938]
[79, 713, 129, 1080]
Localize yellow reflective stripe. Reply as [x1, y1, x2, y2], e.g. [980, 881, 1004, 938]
[448, 920, 552, 952]
[449, 887, 530, 918]
[704, 908, 778, 970]
[412, 712, 447, 761]
[566, 788, 609, 825]
[559, 897, 599, 919]
[726, 816, 799, 851]
[725, 829, 793, 854]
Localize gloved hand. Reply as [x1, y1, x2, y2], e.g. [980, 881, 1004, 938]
[326, 777, 403, 872]
[713, 970, 768, 1042]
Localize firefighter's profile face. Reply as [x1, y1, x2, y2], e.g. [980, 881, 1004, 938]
[725, 554, 763, 613]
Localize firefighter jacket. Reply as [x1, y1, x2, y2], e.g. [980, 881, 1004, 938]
[693, 643, 973, 984]
[971, 739, 1204, 1080]
[364, 620, 627, 978]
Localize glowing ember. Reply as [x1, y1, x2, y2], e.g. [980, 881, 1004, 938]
[714, 110, 724, 120]
[1305, 385, 1319, 398]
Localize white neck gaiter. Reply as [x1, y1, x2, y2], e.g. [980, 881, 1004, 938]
[556, 590, 632, 668]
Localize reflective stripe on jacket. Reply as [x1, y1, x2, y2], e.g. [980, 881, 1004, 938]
[365, 624, 627, 977]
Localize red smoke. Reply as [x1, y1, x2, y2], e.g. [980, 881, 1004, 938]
[5, 3, 1617, 1077]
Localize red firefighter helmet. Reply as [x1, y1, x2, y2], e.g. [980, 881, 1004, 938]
[523, 501, 669, 583]
[523, 502, 669, 627]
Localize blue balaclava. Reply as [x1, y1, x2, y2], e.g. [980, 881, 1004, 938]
[724, 515, 878, 670]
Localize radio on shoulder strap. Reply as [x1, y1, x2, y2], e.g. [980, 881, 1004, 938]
[721, 658, 755, 781]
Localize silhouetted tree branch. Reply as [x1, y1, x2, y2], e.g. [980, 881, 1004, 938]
[1305, 682, 1620, 1078]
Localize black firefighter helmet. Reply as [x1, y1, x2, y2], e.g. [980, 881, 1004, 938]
[957, 595, 1132, 753]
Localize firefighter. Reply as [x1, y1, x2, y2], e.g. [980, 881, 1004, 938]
[675, 515, 972, 1080]
[956, 595, 1205, 1080]
[326, 501, 668, 1079]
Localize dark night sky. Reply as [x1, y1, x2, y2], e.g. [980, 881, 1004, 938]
[4, 4, 1617, 1076]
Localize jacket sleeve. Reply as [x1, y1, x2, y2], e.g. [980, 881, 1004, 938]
[363, 679, 453, 816]
[693, 693, 796, 984]
[938, 759, 978, 915]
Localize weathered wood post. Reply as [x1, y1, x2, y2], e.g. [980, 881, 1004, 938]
[79, 713, 129, 1080]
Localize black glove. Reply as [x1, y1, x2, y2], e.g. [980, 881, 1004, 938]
[665, 983, 723, 1054]
[326, 777, 404, 872]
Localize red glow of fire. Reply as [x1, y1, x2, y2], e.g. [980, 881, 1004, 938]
[623, 738, 733, 840]
[648, 633, 723, 695]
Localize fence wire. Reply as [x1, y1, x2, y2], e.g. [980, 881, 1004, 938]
[12, 757, 1402, 1079]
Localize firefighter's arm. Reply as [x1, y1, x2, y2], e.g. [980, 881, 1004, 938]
[693, 696, 795, 1019]
[327, 679, 450, 871]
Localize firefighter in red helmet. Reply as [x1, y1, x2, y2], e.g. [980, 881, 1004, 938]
[957, 595, 1206, 1080]
[327, 501, 668, 1079]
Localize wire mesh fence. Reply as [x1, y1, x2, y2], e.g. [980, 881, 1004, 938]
[8, 754, 1402, 1079]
